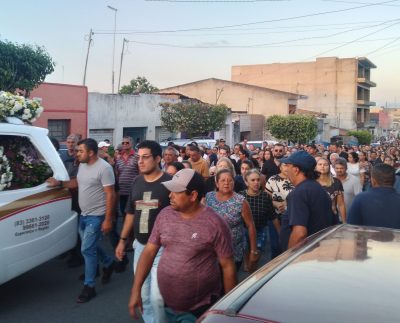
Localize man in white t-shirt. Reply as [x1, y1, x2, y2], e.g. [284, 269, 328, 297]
[334, 158, 362, 214]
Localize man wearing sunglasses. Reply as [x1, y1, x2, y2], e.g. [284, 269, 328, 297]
[116, 137, 139, 210]
[113, 136, 139, 272]
[261, 143, 285, 180]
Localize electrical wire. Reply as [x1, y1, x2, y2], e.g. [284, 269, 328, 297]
[146, 0, 289, 2]
[94, 0, 399, 34]
[310, 19, 400, 58]
[363, 35, 400, 55]
[94, 19, 400, 49]
[322, 0, 400, 6]
[92, 19, 389, 34]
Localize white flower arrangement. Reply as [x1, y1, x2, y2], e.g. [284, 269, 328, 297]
[0, 146, 13, 191]
[0, 91, 44, 123]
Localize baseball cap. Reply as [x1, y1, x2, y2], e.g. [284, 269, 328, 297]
[98, 141, 110, 148]
[219, 138, 225, 142]
[162, 169, 205, 195]
[280, 150, 316, 171]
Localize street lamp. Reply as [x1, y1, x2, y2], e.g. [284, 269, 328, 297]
[107, 5, 117, 94]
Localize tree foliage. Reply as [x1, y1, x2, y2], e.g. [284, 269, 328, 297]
[266, 115, 318, 143]
[0, 40, 55, 96]
[119, 76, 158, 94]
[347, 130, 372, 145]
[160, 102, 229, 138]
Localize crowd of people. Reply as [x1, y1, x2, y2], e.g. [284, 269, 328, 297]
[47, 135, 400, 322]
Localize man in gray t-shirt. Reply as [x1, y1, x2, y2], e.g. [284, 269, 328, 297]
[77, 159, 115, 216]
[48, 138, 116, 303]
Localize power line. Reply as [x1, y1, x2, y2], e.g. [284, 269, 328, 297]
[146, 0, 289, 2]
[97, 19, 400, 49]
[93, 25, 382, 37]
[363, 34, 400, 55]
[92, 19, 389, 34]
[123, 36, 400, 48]
[95, 0, 399, 34]
[369, 43, 400, 58]
[322, 0, 400, 6]
[310, 19, 400, 58]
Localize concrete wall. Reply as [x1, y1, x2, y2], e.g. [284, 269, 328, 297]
[88, 93, 178, 144]
[31, 82, 88, 138]
[239, 114, 265, 140]
[162, 79, 295, 118]
[232, 57, 360, 130]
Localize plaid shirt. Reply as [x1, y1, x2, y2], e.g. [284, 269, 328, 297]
[240, 190, 277, 229]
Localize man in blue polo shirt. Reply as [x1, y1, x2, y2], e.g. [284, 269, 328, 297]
[280, 151, 337, 251]
[348, 163, 400, 229]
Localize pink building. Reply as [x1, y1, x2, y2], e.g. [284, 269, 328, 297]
[30, 82, 88, 142]
[379, 110, 391, 129]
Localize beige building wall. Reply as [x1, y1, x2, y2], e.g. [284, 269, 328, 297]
[161, 78, 299, 118]
[232, 57, 373, 130]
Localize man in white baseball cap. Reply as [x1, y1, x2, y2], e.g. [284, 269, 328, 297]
[129, 169, 237, 322]
[98, 141, 110, 149]
[98, 141, 114, 165]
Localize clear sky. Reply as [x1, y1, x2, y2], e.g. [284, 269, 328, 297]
[1, 0, 399, 106]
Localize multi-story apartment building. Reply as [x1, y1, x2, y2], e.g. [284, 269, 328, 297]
[232, 57, 376, 131]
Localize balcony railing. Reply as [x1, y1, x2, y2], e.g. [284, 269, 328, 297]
[357, 100, 376, 106]
[357, 77, 377, 87]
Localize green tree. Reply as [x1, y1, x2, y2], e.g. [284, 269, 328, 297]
[119, 76, 158, 94]
[0, 40, 55, 96]
[347, 130, 372, 145]
[160, 102, 229, 138]
[266, 114, 318, 143]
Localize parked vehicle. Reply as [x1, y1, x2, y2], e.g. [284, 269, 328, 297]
[0, 121, 78, 285]
[159, 137, 217, 149]
[200, 224, 400, 323]
[330, 135, 359, 146]
[189, 137, 217, 148]
[240, 140, 278, 150]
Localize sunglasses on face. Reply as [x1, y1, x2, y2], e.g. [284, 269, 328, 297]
[274, 149, 283, 152]
[122, 142, 130, 145]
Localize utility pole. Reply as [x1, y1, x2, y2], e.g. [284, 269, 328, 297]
[107, 5, 118, 94]
[83, 29, 93, 86]
[216, 88, 224, 104]
[118, 38, 128, 92]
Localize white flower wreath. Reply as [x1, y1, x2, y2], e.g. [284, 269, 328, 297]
[0, 91, 44, 123]
[0, 146, 13, 191]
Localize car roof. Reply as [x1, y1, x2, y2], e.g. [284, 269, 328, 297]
[210, 224, 400, 323]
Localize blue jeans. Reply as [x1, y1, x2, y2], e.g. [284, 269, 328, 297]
[79, 215, 113, 287]
[133, 240, 165, 323]
[165, 307, 197, 323]
[256, 226, 267, 252]
[109, 195, 129, 250]
[268, 220, 281, 259]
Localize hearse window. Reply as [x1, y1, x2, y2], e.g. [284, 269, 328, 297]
[0, 135, 53, 191]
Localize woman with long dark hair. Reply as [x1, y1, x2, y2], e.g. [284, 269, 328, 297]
[316, 157, 346, 223]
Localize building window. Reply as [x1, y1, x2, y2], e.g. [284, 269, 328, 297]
[48, 119, 70, 142]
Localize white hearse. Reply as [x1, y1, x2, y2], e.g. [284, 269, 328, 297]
[0, 121, 78, 284]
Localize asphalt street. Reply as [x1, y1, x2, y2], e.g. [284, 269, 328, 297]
[0, 236, 271, 323]
[0, 243, 140, 323]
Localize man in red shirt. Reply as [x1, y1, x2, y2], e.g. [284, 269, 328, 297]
[129, 169, 237, 322]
